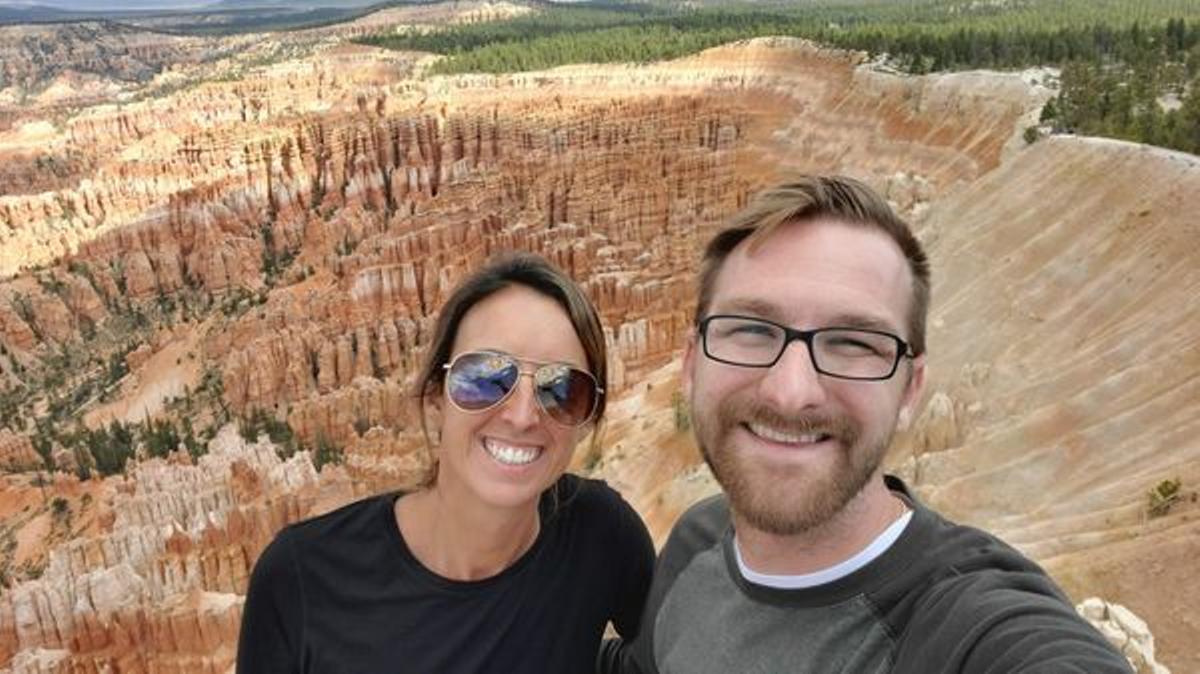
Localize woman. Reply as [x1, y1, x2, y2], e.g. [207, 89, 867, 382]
[237, 252, 655, 673]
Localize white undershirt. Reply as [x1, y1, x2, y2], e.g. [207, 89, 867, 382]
[734, 510, 913, 589]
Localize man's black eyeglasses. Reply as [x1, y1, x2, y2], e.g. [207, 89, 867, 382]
[698, 314, 915, 381]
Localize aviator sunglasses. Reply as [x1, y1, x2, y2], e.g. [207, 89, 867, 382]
[443, 350, 603, 427]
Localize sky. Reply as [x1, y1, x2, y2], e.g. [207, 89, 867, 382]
[2, 1, 216, 8]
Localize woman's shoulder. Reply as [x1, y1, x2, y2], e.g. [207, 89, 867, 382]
[552, 473, 626, 511]
[542, 475, 655, 586]
[276, 491, 399, 550]
[548, 474, 647, 537]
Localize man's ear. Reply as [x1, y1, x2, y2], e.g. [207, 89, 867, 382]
[681, 327, 698, 399]
[897, 355, 927, 431]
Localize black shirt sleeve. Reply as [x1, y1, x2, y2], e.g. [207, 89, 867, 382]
[608, 488, 656, 640]
[237, 531, 305, 674]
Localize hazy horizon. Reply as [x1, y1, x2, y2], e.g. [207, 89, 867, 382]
[0, 0, 215, 8]
[0, 0, 381, 9]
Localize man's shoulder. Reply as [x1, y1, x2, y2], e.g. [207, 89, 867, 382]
[894, 558, 1131, 672]
[908, 528, 1070, 618]
[886, 477, 1049, 583]
[881, 483, 1077, 636]
[658, 493, 730, 566]
[887, 498, 1130, 672]
[911, 504, 1057, 589]
[679, 491, 731, 520]
[892, 496, 1068, 608]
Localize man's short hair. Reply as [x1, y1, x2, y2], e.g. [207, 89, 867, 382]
[696, 175, 931, 355]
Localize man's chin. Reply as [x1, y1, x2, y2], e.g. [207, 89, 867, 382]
[708, 459, 818, 534]
[715, 451, 882, 537]
[728, 484, 835, 536]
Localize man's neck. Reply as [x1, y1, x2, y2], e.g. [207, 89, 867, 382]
[733, 476, 907, 576]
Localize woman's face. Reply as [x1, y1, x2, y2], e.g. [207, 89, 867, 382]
[433, 284, 592, 512]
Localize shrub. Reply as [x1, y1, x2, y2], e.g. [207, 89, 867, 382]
[74, 451, 93, 481]
[1147, 477, 1182, 518]
[141, 418, 180, 459]
[240, 408, 292, 444]
[31, 428, 54, 472]
[353, 417, 371, 437]
[181, 418, 206, 460]
[84, 421, 135, 476]
[35, 273, 66, 297]
[11, 294, 40, 339]
[313, 434, 342, 471]
[671, 391, 691, 433]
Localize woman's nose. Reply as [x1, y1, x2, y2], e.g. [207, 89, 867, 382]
[497, 372, 542, 428]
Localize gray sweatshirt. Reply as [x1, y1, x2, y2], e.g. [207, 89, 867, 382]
[598, 476, 1132, 674]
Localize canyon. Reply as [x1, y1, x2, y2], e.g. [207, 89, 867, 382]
[0, 16, 1195, 674]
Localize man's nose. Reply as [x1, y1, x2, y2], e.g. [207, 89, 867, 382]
[757, 340, 828, 411]
[497, 373, 542, 429]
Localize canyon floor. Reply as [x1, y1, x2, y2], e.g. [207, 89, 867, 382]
[0, 14, 1195, 674]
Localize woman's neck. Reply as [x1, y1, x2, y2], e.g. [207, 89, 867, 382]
[395, 484, 541, 581]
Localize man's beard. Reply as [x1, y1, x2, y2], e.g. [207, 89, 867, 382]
[695, 396, 892, 536]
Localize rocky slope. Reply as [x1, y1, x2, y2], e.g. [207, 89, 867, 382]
[0, 33, 1193, 673]
[899, 136, 1200, 672]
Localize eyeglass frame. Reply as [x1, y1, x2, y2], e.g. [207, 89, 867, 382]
[696, 314, 916, 381]
[442, 349, 605, 427]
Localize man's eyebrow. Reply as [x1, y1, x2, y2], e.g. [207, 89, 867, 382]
[825, 313, 901, 334]
[711, 299, 903, 335]
[713, 298, 788, 322]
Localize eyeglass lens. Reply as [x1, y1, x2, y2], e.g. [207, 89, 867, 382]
[447, 352, 519, 410]
[446, 351, 597, 426]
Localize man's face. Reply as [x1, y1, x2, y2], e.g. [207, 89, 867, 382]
[683, 218, 926, 536]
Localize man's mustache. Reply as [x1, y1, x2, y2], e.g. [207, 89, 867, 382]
[715, 402, 859, 444]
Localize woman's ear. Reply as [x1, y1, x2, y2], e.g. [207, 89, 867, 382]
[426, 396, 444, 445]
[417, 390, 445, 451]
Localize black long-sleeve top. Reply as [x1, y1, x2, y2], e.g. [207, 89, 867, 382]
[239, 474, 655, 674]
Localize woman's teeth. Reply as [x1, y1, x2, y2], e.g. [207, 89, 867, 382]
[484, 438, 542, 466]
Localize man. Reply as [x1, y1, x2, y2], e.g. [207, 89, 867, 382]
[598, 176, 1131, 673]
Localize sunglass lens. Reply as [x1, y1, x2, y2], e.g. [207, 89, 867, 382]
[534, 365, 596, 426]
[447, 352, 519, 410]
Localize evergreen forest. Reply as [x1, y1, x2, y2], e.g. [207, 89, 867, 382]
[357, 0, 1200, 155]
